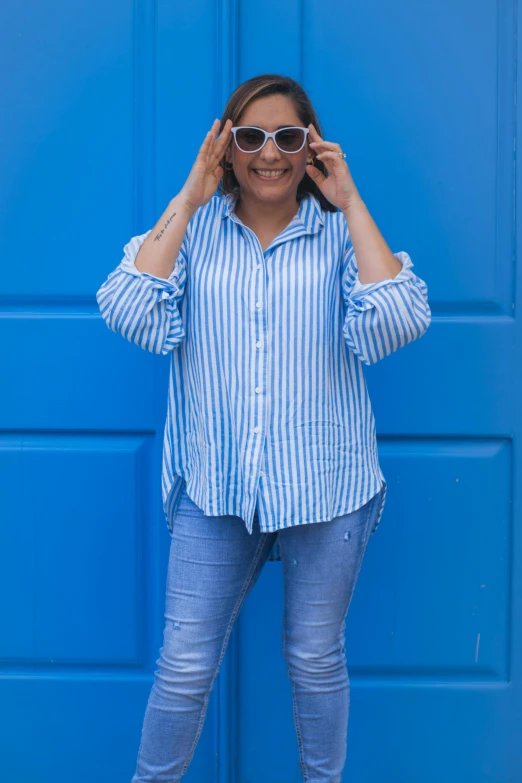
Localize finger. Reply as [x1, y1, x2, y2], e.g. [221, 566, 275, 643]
[200, 120, 220, 163]
[313, 151, 338, 174]
[204, 119, 224, 168]
[209, 119, 233, 164]
[310, 140, 342, 150]
[315, 151, 344, 164]
[203, 119, 222, 164]
[308, 123, 322, 141]
[306, 162, 326, 184]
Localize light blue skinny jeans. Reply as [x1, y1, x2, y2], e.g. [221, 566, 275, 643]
[131, 483, 384, 782]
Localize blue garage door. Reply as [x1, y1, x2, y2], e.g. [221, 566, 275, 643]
[1, 0, 520, 781]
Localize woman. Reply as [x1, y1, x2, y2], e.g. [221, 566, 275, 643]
[96, 74, 431, 782]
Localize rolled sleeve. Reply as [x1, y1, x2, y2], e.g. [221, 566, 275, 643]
[96, 228, 189, 355]
[341, 234, 432, 366]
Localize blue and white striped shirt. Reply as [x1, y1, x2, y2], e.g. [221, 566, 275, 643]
[96, 190, 431, 561]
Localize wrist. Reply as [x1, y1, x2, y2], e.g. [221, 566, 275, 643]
[341, 192, 365, 217]
[172, 191, 198, 220]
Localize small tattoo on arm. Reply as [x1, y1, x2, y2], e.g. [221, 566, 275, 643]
[153, 211, 177, 242]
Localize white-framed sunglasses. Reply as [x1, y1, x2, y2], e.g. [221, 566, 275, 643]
[230, 126, 310, 154]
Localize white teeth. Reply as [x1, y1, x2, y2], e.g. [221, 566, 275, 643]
[254, 169, 286, 178]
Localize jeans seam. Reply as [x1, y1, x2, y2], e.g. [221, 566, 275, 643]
[179, 531, 269, 777]
[291, 680, 309, 781]
[281, 496, 379, 782]
[365, 487, 381, 535]
[281, 536, 309, 783]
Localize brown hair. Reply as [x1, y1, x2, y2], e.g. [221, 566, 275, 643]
[217, 74, 338, 213]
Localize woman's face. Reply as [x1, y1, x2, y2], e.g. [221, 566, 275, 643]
[225, 94, 311, 206]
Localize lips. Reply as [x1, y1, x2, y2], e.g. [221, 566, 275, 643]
[251, 169, 289, 180]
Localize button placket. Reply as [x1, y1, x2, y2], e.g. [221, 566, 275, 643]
[249, 234, 268, 488]
[229, 212, 301, 501]
[252, 254, 265, 432]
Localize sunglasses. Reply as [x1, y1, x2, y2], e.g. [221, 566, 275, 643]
[230, 126, 310, 154]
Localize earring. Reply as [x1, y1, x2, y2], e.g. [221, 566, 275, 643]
[224, 161, 234, 170]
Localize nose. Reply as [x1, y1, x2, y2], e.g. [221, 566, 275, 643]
[259, 137, 280, 160]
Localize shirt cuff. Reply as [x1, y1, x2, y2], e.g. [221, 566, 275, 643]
[349, 251, 414, 299]
[124, 266, 182, 294]
[119, 230, 184, 294]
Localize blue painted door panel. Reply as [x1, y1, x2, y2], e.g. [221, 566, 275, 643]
[1, 0, 520, 781]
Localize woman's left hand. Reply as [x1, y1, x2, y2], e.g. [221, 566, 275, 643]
[306, 123, 360, 212]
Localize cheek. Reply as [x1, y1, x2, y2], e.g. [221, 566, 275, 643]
[293, 155, 308, 172]
[233, 153, 250, 173]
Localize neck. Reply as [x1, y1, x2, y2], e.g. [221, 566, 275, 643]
[234, 192, 300, 228]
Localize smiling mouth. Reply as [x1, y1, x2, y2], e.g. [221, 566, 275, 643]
[251, 169, 289, 180]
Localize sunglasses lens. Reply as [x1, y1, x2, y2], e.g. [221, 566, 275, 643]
[275, 128, 306, 151]
[235, 127, 306, 152]
[235, 128, 266, 152]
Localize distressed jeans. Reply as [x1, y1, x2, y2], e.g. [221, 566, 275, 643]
[131, 483, 385, 782]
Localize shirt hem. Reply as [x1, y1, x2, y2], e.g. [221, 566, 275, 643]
[162, 472, 387, 563]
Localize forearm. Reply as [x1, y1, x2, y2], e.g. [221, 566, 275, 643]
[342, 195, 403, 285]
[134, 192, 197, 280]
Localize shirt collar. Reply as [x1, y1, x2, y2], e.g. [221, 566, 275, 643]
[220, 190, 325, 235]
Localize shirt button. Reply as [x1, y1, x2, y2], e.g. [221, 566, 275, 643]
[254, 426, 260, 433]
[255, 386, 261, 393]
[256, 264, 261, 269]
[259, 471, 265, 477]
[255, 302, 261, 308]
[256, 340, 263, 348]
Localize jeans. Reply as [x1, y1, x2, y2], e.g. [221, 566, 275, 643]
[131, 483, 385, 782]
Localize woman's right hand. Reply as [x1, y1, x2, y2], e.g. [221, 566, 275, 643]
[179, 118, 233, 214]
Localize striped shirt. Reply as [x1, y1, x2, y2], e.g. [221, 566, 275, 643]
[96, 190, 431, 562]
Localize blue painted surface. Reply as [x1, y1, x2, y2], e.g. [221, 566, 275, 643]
[0, 0, 521, 781]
